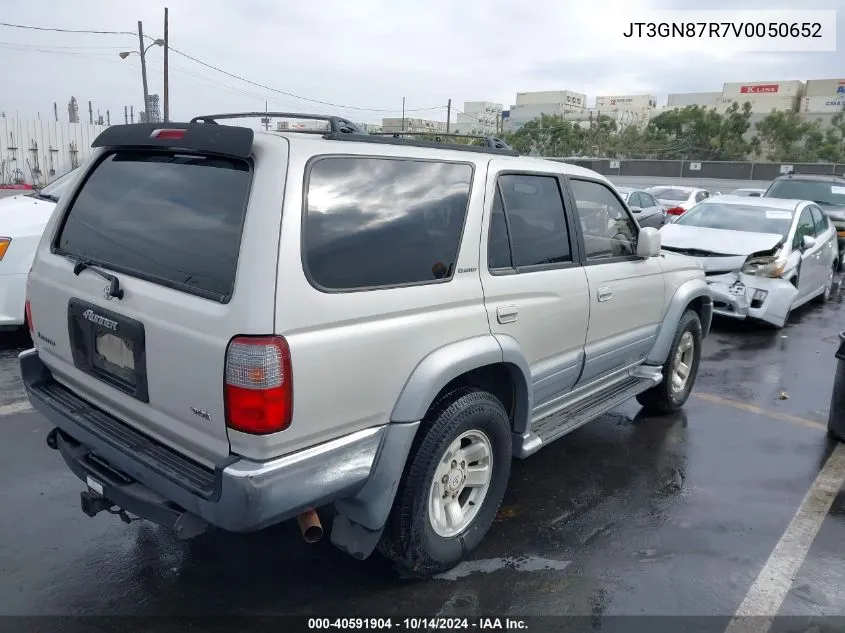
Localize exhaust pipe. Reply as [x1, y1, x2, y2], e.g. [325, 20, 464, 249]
[297, 508, 323, 543]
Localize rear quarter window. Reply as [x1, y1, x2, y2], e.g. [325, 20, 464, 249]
[55, 151, 251, 301]
[302, 156, 473, 291]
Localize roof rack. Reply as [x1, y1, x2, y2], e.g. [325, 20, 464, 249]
[189, 112, 367, 136]
[326, 131, 518, 156]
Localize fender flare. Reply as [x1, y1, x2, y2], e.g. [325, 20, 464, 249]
[646, 278, 713, 365]
[331, 335, 532, 559]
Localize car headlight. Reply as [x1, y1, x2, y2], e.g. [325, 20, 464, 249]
[741, 255, 786, 278]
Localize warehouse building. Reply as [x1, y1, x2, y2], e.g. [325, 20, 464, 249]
[380, 117, 446, 133]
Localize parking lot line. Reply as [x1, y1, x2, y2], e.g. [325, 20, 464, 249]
[694, 393, 827, 432]
[723, 442, 845, 632]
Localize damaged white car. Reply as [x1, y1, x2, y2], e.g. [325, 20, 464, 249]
[659, 195, 839, 328]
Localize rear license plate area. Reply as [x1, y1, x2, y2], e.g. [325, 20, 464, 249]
[68, 298, 149, 402]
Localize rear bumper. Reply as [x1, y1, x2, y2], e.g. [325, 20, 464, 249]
[0, 272, 27, 328]
[20, 348, 386, 533]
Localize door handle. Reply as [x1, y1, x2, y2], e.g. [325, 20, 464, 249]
[496, 305, 519, 324]
[597, 287, 613, 302]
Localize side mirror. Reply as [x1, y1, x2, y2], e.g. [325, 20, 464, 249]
[629, 206, 642, 213]
[637, 227, 661, 258]
[802, 235, 817, 250]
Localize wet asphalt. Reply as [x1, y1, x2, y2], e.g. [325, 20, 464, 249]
[0, 291, 844, 624]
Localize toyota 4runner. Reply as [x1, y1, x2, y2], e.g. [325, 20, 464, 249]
[20, 114, 712, 577]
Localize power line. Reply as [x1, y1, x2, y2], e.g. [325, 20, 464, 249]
[0, 20, 444, 115]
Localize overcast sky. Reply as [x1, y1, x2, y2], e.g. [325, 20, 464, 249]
[1, 0, 842, 125]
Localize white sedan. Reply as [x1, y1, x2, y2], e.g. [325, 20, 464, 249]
[646, 186, 712, 218]
[659, 194, 839, 328]
[0, 169, 78, 330]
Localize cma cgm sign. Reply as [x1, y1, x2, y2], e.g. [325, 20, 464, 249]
[740, 84, 779, 94]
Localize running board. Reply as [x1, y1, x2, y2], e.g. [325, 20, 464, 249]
[514, 369, 662, 458]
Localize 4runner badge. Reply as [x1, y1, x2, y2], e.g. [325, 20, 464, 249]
[82, 309, 118, 331]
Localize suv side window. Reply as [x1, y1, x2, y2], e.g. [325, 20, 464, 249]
[810, 206, 829, 234]
[793, 207, 817, 250]
[303, 157, 473, 291]
[569, 179, 638, 260]
[488, 174, 572, 271]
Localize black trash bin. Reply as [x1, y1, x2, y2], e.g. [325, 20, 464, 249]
[828, 331, 845, 442]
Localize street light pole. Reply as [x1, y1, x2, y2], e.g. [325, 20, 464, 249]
[138, 21, 150, 123]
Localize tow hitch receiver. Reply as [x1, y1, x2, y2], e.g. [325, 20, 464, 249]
[80, 489, 114, 517]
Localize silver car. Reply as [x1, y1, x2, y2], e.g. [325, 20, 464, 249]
[659, 194, 839, 328]
[646, 186, 712, 218]
[615, 187, 666, 228]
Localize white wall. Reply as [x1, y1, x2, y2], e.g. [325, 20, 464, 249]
[0, 117, 108, 186]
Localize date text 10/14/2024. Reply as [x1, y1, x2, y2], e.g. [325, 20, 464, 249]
[307, 618, 528, 630]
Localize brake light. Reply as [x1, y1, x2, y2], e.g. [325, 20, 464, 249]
[0, 237, 11, 260]
[151, 128, 186, 140]
[24, 299, 33, 336]
[666, 207, 686, 216]
[224, 335, 293, 435]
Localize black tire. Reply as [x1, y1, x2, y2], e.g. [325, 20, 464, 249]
[817, 262, 836, 304]
[636, 309, 703, 414]
[377, 387, 512, 577]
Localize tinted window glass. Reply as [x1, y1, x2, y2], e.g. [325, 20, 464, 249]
[811, 206, 828, 234]
[641, 193, 657, 208]
[766, 179, 845, 206]
[487, 188, 512, 269]
[696, 191, 708, 202]
[628, 192, 643, 208]
[674, 202, 794, 239]
[57, 152, 251, 300]
[647, 187, 690, 202]
[794, 208, 816, 249]
[304, 157, 472, 290]
[570, 179, 638, 259]
[496, 174, 571, 268]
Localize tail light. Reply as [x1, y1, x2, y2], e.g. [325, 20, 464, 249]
[24, 299, 33, 336]
[224, 335, 293, 435]
[0, 237, 11, 261]
[150, 128, 186, 140]
[24, 268, 33, 336]
[666, 207, 686, 216]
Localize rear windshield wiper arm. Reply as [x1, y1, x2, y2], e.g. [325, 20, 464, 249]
[72, 260, 125, 300]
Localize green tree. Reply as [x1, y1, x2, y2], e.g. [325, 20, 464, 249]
[753, 111, 816, 161]
[503, 114, 586, 156]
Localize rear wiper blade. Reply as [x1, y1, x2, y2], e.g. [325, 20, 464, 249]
[36, 193, 59, 203]
[72, 259, 124, 300]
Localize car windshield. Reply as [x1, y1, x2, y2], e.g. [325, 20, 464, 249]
[766, 179, 845, 207]
[648, 187, 690, 201]
[38, 168, 79, 201]
[673, 202, 794, 238]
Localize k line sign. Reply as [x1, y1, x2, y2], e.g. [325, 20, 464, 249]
[740, 84, 780, 94]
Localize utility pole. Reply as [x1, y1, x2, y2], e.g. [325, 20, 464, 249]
[88, 101, 93, 124]
[401, 97, 405, 132]
[130, 105, 134, 124]
[106, 110, 110, 126]
[163, 7, 169, 122]
[446, 98, 451, 133]
[53, 102, 58, 122]
[124, 106, 128, 124]
[138, 21, 150, 123]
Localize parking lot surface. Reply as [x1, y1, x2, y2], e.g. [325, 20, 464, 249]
[1, 284, 844, 626]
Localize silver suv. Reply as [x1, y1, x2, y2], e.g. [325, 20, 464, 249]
[20, 113, 713, 577]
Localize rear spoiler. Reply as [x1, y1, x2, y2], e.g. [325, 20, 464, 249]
[91, 123, 254, 159]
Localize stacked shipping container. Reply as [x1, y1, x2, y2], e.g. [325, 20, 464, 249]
[802, 78, 845, 113]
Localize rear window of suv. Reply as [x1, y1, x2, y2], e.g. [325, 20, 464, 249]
[766, 179, 845, 206]
[56, 151, 251, 301]
[303, 156, 473, 291]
